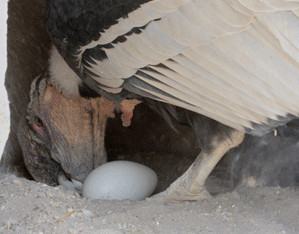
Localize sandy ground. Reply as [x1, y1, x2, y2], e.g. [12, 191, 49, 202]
[1, 150, 299, 234]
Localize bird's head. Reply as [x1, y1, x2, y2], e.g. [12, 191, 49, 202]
[17, 73, 116, 192]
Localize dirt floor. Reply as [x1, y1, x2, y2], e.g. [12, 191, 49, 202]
[1, 151, 298, 234]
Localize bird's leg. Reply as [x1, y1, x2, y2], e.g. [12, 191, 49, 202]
[149, 129, 245, 202]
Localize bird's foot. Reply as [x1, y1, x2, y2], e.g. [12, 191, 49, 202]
[57, 174, 83, 194]
[147, 185, 211, 203]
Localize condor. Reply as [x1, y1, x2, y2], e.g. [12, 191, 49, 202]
[38, 0, 299, 201]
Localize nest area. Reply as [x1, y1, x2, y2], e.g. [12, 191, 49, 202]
[1, 0, 234, 195]
[4, 0, 299, 194]
[0, 0, 197, 187]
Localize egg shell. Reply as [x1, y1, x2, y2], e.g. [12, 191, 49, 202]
[82, 161, 158, 201]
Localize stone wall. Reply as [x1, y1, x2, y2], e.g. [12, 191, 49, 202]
[1, 0, 51, 177]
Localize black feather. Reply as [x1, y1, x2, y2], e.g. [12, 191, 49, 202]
[46, 0, 153, 48]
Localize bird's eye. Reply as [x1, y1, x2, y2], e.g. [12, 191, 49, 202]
[34, 117, 44, 127]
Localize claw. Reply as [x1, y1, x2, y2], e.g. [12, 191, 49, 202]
[58, 174, 83, 193]
[147, 186, 211, 203]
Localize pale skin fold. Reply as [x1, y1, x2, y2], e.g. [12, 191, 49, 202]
[18, 75, 142, 192]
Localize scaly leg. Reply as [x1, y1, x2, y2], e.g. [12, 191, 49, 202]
[149, 129, 245, 202]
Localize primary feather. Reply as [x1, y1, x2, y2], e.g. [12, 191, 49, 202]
[46, 0, 299, 135]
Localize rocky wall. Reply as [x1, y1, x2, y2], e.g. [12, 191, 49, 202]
[1, 0, 51, 177]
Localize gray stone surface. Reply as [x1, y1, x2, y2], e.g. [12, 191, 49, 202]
[1, 0, 52, 176]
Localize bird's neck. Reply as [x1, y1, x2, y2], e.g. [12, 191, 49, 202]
[48, 45, 82, 99]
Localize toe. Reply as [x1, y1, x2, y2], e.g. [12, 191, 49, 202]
[147, 187, 212, 203]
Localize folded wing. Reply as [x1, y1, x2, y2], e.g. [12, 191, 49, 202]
[46, 0, 299, 135]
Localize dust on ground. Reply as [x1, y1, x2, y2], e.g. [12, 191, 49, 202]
[0, 151, 298, 234]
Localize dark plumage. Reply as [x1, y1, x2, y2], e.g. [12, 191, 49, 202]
[227, 120, 299, 188]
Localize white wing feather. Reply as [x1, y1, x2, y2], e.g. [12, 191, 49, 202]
[76, 0, 299, 132]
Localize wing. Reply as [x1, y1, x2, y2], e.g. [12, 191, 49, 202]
[46, 0, 299, 135]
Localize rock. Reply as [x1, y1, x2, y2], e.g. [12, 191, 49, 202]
[68, 228, 78, 234]
[82, 209, 94, 219]
[12, 180, 22, 185]
[46, 191, 55, 198]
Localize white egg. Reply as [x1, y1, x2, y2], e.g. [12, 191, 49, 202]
[82, 161, 158, 201]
